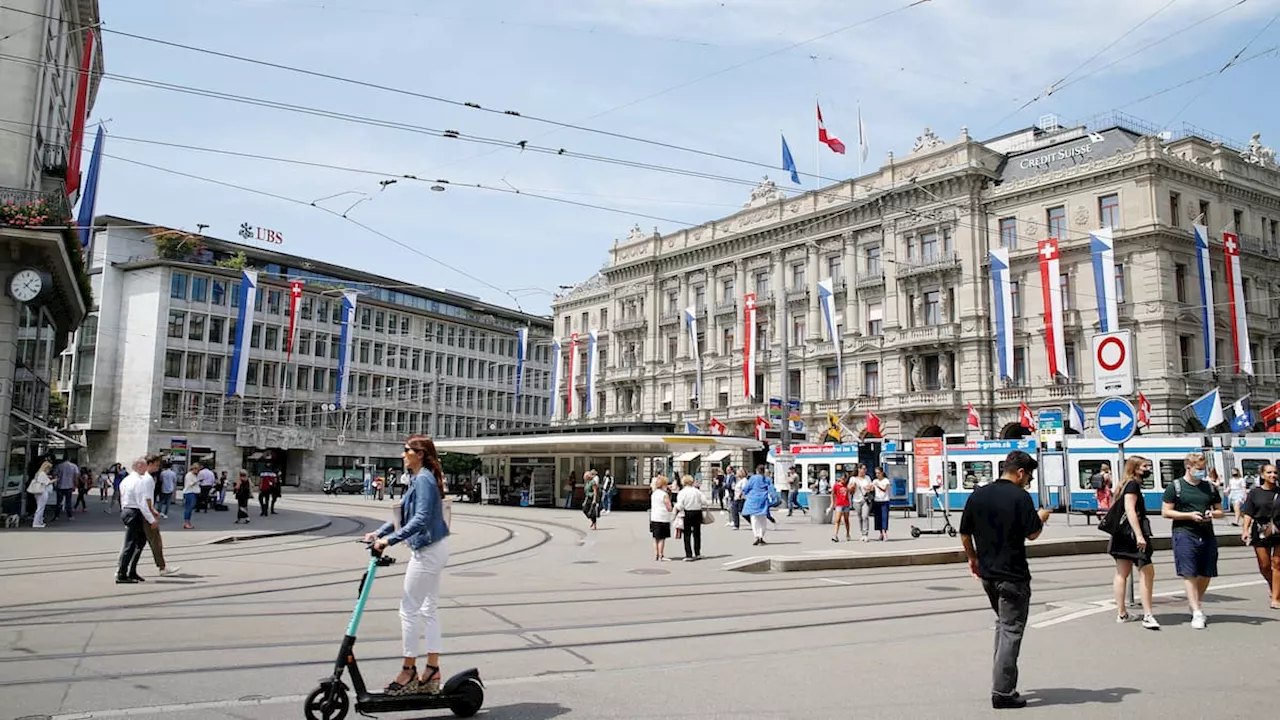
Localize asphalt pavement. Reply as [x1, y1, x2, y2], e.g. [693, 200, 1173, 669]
[1, 494, 1274, 720]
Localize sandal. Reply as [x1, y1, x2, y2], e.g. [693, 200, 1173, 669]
[418, 664, 441, 694]
[385, 664, 417, 694]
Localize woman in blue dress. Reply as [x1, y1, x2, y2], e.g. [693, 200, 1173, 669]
[741, 465, 774, 546]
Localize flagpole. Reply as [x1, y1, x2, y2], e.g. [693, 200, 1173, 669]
[857, 101, 863, 178]
[815, 95, 821, 187]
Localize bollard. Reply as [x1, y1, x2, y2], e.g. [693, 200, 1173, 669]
[1126, 570, 1135, 608]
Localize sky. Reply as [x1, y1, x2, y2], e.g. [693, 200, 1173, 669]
[82, 0, 1280, 316]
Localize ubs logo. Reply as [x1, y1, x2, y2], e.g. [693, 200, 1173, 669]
[239, 222, 284, 245]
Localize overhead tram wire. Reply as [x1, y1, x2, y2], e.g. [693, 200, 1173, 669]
[1159, 8, 1280, 130]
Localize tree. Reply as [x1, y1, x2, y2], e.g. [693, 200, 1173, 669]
[47, 390, 68, 427]
[440, 452, 481, 478]
[215, 251, 252, 270]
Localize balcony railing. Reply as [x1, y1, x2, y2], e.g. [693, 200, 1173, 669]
[658, 309, 681, 326]
[0, 186, 71, 229]
[714, 302, 737, 318]
[891, 323, 958, 346]
[996, 386, 1030, 401]
[613, 316, 646, 332]
[892, 390, 960, 411]
[896, 251, 962, 279]
[854, 271, 885, 289]
[785, 287, 808, 303]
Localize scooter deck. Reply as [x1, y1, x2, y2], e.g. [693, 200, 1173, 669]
[355, 691, 460, 713]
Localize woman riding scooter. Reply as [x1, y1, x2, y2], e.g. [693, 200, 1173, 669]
[363, 435, 450, 695]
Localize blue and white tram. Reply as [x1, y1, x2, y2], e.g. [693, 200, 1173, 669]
[1064, 436, 1205, 512]
[939, 439, 1040, 510]
[1226, 435, 1280, 485]
[767, 441, 886, 509]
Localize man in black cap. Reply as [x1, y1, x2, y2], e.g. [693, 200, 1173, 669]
[959, 450, 1053, 709]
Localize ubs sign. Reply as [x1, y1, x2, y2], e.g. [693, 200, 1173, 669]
[1001, 127, 1139, 182]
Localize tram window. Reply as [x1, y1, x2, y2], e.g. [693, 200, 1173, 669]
[1240, 459, 1272, 487]
[946, 462, 958, 490]
[1156, 460, 1183, 491]
[1077, 460, 1109, 490]
[807, 464, 832, 490]
[835, 463, 858, 483]
[962, 461, 993, 489]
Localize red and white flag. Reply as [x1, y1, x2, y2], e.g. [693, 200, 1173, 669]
[743, 293, 758, 398]
[865, 411, 882, 436]
[285, 280, 303, 361]
[1260, 399, 1280, 430]
[1037, 237, 1068, 379]
[967, 403, 981, 429]
[816, 102, 846, 154]
[709, 417, 726, 436]
[754, 416, 770, 441]
[1223, 231, 1254, 375]
[65, 29, 96, 196]
[567, 332, 579, 415]
[1018, 402, 1034, 429]
[1137, 392, 1152, 428]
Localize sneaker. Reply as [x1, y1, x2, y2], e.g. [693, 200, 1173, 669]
[115, 577, 138, 584]
[1116, 613, 1131, 623]
[1191, 612, 1207, 629]
[160, 513, 168, 519]
[159, 566, 180, 576]
[1142, 614, 1161, 630]
[991, 693, 1027, 709]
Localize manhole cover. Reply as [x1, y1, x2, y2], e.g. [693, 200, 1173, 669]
[453, 571, 496, 577]
[628, 568, 670, 575]
[925, 586, 961, 592]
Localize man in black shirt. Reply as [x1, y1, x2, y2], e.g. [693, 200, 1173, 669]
[959, 450, 1052, 709]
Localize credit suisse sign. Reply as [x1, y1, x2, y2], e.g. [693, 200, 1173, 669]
[1000, 127, 1138, 182]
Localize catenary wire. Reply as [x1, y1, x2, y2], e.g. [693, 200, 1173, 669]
[1159, 8, 1280, 130]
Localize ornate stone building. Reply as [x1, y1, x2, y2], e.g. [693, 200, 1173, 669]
[552, 115, 1280, 440]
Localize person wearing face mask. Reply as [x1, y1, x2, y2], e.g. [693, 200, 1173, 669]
[1108, 456, 1159, 629]
[1161, 452, 1224, 630]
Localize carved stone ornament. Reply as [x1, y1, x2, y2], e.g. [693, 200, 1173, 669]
[938, 354, 953, 390]
[744, 176, 784, 208]
[1240, 133, 1277, 168]
[910, 356, 924, 393]
[1023, 217, 1039, 235]
[1073, 205, 1089, 227]
[626, 223, 646, 242]
[912, 127, 944, 154]
[236, 425, 319, 451]
[1186, 201, 1198, 222]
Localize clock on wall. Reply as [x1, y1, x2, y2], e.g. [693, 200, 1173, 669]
[8, 268, 47, 303]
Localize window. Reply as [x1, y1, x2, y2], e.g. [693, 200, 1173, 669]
[788, 369, 801, 398]
[1060, 273, 1071, 311]
[264, 326, 279, 352]
[867, 302, 883, 336]
[755, 272, 770, 298]
[374, 311, 385, 333]
[661, 383, 672, 412]
[924, 291, 941, 325]
[1199, 200, 1211, 227]
[246, 360, 260, 386]
[185, 352, 203, 380]
[299, 330, 312, 355]
[266, 290, 282, 315]
[170, 272, 188, 299]
[188, 314, 206, 341]
[190, 276, 208, 302]
[667, 335, 678, 363]
[721, 326, 735, 355]
[1010, 280, 1021, 317]
[827, 256, 842, 283]
[231, 282, 241, 308]
[920, 231, 939, 261]
[824, 366, 840, 400]
[164, 351, 182, 378]
[1154, 459, 1183, 491]
[1099, 193, 1120, 229]
[960, 461, 994, 490]
[167, 310, 185, 338]
[1115, 263, 1126, 304]
[211, 280, 226, 306]
[998, 217, 1017, 249]
[665, 290, 678, 313]
[752, 373, 765, 403]
[864, 245, 881, 275]
[208, 316, 225, 344]
[790, 263, 806, 290]
[721, 278, 735, 305]
[1064, 342, 1077, 379]
[300, 297, 312, 320]
[205, 355, 223, 381]
[1233, 208, 1244, 232]
[1047, 206, 1067, 240]
[313, 368, 326, 392]
[1013, 347, 1028, 386]
[791, 314, 806, 345]
[314, 334, 327, 358]
[1169, 191, 1181, 228]
[600, 308, 608, 328]
[580, 311, 589, 331]
[228, 319, 238, 345]
[250, 322, 261, 349]
[1175, 263, 1187, 303]
[863, 361, 880, 396]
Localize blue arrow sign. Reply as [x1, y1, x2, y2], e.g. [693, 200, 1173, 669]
[1096, 396, 1137, 445]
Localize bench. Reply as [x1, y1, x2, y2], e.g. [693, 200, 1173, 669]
[1069, 499, 1103, 526]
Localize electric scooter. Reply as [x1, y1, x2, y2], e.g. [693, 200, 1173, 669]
[910, 497, 958, 538]
[303, 543, 484, 720]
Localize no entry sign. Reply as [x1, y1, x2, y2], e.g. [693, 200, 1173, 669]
[1092, 330, 1133, 396]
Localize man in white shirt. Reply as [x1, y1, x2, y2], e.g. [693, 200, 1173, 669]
[158, 462, 177, 518]
[116, 459, 156, 584]
[140, 454, 179, 577]
[196, 462, 217, 513]
[182, 463, 202, 529]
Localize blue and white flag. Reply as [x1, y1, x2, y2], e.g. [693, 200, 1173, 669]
[685, 306, 702, 406]
[1188, 386, 1224, 429]
[585, 330, 599, 416]
[781, 133, 800, 185]
[514, 327, 528, 400]
[226, 269, 258, 397]
[1229, 395, 1254, 433]
[335, 290, 358, 408]
[989, 248, 1014, 383]
[1194, 224, 1216, 372]
[549, 338, 562, 419]
[1089, 228, 1118, 334]
[1068, 401, 1086, 433]
[685, 421, 700, 434]
[76, 126, 105, 249]
[818, 278, 841, 391]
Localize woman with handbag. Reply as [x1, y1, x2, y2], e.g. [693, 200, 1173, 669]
[27, 461, 53, 528]
[650, 475, 674, 561]
[583, 470, 600, 531]
[674, 475, 705, 561]
[741, 465, 774, 546]
[871, 466, 892, 541]
[1108, 456, 1160, 629]
[1240, 463, 1280, 609]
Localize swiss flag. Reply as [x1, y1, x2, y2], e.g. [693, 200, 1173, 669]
[817, 102, 846, 154]
[865, 411, 882, 436]
[709, 417, 726, 436]
[1260, 399, 1280, 430]
[1137, 392, 1153, 428]
[754, 416, 770, 441]
[1018, 402, 1034, 430]
[967, 403, 981, 429]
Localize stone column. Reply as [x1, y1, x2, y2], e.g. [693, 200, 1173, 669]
[843, 232, 858, 335]
[771, 250, 785, 396]
[734, 260, 747, 403]
[808, 245, 821, 341]
[678, 275, 690, 358]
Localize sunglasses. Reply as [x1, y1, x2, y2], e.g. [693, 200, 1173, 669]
[403, 447, 419, 453]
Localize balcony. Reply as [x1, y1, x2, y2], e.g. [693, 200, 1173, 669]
[896, 251, 962, 279]
[659, 309, 681, 326]
[613, 316, 646, 332]
[714, 302, 737, 318]
[852, 396, 881, 412]
[1, 186, 90, 331]
[890, 323, 958, 347]
[997, 386, 1030, 401]
[753, 293, 776, 309]
[785, 287, 808, 304]
[854, 271, 885, 289]
[1237, 232, 1279, 258]
[893, 390, 960, 411]
[1040, 381, 1083, 400]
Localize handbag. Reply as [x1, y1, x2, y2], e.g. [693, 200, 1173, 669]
[1097, 501, 1130, 536]
[767, 484, 782, 509]
[701, 510, 716, 525]
[26, 477, 47, 495]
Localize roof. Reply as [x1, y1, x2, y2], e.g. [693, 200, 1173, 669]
[435, 432, 762, 456]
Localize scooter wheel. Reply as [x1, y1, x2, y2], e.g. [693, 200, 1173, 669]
[449, 677, 485, 718]
[947, 527, 958, 537]
[910, 527, 922, 538]
[304, 684, 349, 720]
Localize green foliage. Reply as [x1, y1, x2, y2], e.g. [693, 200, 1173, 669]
[440, 452, 481, 477]
[215, 251, 252, 270]
[152, 230, 203, 260]
[47, 389, 68, 426]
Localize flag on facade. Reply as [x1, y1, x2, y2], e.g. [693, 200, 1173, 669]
[549, 338, 562, 419]
[755, 415, 770, 441]
[685, 421, 700, 434]
[989, 248, 1014, 384]
[1137, 392, 1152, 427]
[1187, 387, 1224, 429]
[865, 411, 882, 436]
[1089, 228, 1119, 335]
[285, 280, 303, 361]
[816, 102, 846, 154]
[1018, 402, 1034, 429]
[966, 403, 981, 429]
[514, 327, 529, 400]
[65, 28, 96, 197]
[818, 278, 841, 391]
[781, 134, 800, 185]
[75, 126, 105, 248]
[566, 332, 579, 416]
[709, 417, 726, 435]
[1223, 230, 1253, 375]
[335, 289, 358, 408]
[1068, 401, 1086, 434]
[858, 106, 869, 163]
[1194, 224, 1216, 372]
[685, 306, 702, 406]
[585, 330, 599, 416]
[1229, 395, 1254, 433]
[1038, 237, 1068, 379]
[1260, 399, 1280, 430]
[226, 270, 259, 397]
[742, 293, 758, 398]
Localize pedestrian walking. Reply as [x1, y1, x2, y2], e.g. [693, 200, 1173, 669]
[196, 462, 216, 512]
[362, 434, 451, 695]
[26, 461, 53, 528]
[158, 463, 177, 518]
[108, 464, 126, 513]
[724, 471, 741, 529]
[831, 475, 851, 542]
[116, 459, 156, 584]
[1240, 463, 1280, 609]
[140, 454, 179, 577]
[601, 470, 615, 515]
[1107, 456, 1159, 629]
[182, 462, 201, 529]
[853, 467, 873, 542]
[74, 469, 89, 512]
[1161, 451, 1223, 629]
[234, 470, 252, 524]
[650, 475, 674, 561]
[583, 470, 601, 530]
[872, 466, 892, 541]
[259, 472, 275, 517]
[959, 450, 1052, 709]
[563, 475, 575, 509]
[741, 465, 774, 546]
[52, 457, 78, 521]
[269, 471, 282, 513]
[674, 475, 705, 561]
[1227, 468, 1247, 526]
[98, 468, 110, 501]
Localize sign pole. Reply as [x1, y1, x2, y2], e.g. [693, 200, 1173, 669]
[1117, 440, 1135, 609]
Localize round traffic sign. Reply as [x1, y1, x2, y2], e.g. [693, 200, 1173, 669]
[1097, 336, 1126, 372]
[1096, 396, 1137, 445]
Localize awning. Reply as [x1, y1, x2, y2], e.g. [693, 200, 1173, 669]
[705, 450, 733, 462]
[674, 451, 701, 462]
[10, 408, 86, 448]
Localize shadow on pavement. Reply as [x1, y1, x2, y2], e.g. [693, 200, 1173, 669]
[1025, 687, 1140, 707]
[469, 701, 571, 719]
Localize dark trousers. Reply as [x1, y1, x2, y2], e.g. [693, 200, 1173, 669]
[198, 485, 211, 511]
[117, 509, 147, 580]
[54, 487, 74, 518]
[259, 491, 271, 516]
[682, 511, 703, 558]
[982, 578, 1032, 697]
[74, 487, 87, 510]
[730, 498, 743, 528]
[269, 487, 280, 513]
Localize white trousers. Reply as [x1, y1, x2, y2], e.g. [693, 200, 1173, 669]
[400, 538, 449, 658]
[33, 490, 49, 526]
[750, 513, 768, 539]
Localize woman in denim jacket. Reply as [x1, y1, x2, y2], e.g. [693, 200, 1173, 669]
[363, 435, 451, 695]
